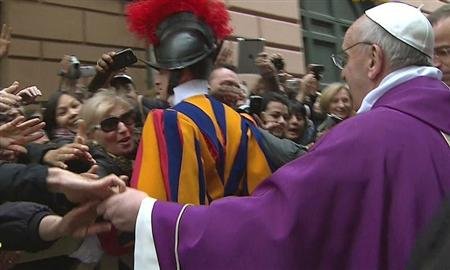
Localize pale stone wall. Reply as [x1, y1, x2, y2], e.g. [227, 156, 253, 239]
[0, 0, 148, 99]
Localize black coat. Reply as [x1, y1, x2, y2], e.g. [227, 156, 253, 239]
[90, 145, 133, 180]
[0, 162, 73, 215]
[0, 201, 55, 252]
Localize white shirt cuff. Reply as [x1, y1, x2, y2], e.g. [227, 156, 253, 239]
[134, 197, 159, 270]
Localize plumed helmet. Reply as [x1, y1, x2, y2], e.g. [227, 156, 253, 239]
[126, 0, 232, 70]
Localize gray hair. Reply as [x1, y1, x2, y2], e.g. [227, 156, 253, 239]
[81, 88, 133, 136]
[358, 17, 432, 71]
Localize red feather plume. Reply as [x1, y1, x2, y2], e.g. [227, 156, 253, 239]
[126, 0, 232, 44]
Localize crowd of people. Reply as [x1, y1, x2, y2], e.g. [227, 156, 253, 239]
[0, 0, 449, 269]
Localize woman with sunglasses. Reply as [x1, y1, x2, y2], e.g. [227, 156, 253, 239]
[80, 89, 137, 268]
[81, 89, 136, 179]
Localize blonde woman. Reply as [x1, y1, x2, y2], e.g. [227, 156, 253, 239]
[320, 82, 354, 120]
[81, 89, 136, 179]
[317, 83, 354, 137]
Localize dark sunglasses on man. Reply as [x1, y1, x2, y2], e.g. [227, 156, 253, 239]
[95, 110, 136, 132]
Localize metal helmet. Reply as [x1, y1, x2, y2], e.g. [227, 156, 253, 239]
[126, 0, 232, 70]
[150, 12, 216, 70]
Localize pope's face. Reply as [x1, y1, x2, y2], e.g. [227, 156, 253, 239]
[340, 18, 373, 110]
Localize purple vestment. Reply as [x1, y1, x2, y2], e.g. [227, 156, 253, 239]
[148, 77, 450, 269]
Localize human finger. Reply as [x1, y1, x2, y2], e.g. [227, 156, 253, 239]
[87, 164, 99, 175]
[16, 117, 40, 128]
[1, 81, 20, 95]
[257, 52, 268, 58]
[31, 86, 42, 96]
[0, 101, 11, 112]
[6, 144, 27, 154]
[63, 143, 89, 153]
[98, 52, 115, 68]
[84, 222, 112, 237]
[23, 130, 46, 144]
[3, 115, 24, 128]
[51, 160, 68, 169]
[264, 121, 281, 130]
[18, 86, 42, 102]
[81, 165, 99, 180]
[18, 119, 45, 135]
[64, 201, 103, 238]
[74, 120, 87, 144]
[57, 152, 77, 162]
[0, 92, 21, 104]
[93, 174, 127, 198]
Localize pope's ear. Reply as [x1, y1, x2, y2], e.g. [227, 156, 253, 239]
[367, 44, 384, 80]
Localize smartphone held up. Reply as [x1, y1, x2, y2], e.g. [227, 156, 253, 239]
[88, 48, 138, 92]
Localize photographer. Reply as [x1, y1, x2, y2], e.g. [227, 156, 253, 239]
[58, 55, 95, 101]
[253, 52, 283, 94]
[295, 64, 323, 113]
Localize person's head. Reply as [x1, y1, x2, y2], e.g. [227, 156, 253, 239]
[260, 92, 289, 138]
[285, 100, 307, 142]
[209, 65, 240, 90]
[126, 0, 232, 97]
[43, 92, 82, 137]
[336, 2, 433, 110]
[81, 89, 135, 157]
[111, 74, 137, 96]
[208, 65, 245, 107]
[428, 4, 450, 86]
[320, 83, 353, 120]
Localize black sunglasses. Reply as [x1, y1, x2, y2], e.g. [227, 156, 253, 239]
[95, 110, 135, 132]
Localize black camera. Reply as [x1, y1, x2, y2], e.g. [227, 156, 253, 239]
[110, 48, 138, 71]
[308, 64, 325, 81]
[248, 95, 263, 115]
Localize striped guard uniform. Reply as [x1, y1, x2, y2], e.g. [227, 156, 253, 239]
[131, 94, 274, 205]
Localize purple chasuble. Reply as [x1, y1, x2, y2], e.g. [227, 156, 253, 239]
[149, 76, 450, 270]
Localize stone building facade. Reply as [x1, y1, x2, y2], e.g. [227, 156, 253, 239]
[0, 0, 447, 99]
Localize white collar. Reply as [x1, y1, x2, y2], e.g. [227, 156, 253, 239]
[357, 66, 442, 114]
[173, 80, 209, 106]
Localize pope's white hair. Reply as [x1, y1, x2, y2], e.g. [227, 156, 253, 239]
[357, 16, 432, 71]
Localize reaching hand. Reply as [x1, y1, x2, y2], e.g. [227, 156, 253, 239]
[301, 73, 319, 96]
[43, 120, 95, 169]
[46, 168, 127, 204]
[0, 116, 46, 154]
[0, 24, 12, 59]
[96, 51, 116, 74]
[43, 143, 94, 169]
[97, 188, 149, 232]
[39, 201, 112, 242]
[16, 86, 42, 105]
[0, 82, 21, 112]
[255, 52, 276, 78]
[74, 119, 88, 145]
[210, 85, 246, 108]
[81, 165, 100, 180]
[214, 41, 233, 66]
